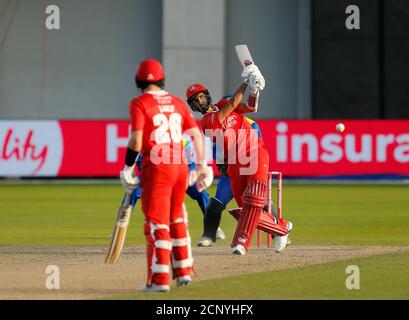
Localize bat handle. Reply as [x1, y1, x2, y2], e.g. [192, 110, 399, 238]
[252, 90, 259, 112]
[123, 192, 132, 206]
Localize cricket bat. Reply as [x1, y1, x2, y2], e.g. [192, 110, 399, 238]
[235, 44, 259, 112]
[235, 44, 254, 68]
[105, 192, 133, 264]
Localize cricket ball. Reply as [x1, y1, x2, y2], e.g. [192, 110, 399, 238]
[336, 123, 345, 133]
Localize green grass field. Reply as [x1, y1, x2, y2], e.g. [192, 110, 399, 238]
[1, 182, 408, 299]
[118, 250, 409, 300]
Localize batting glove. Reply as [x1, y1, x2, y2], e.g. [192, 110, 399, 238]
[120, 165, 140, 193]
[249, 70, 265, 93]
[241, 64, 259, 78]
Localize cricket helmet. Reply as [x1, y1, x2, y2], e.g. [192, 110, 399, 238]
[186, 83, 212, 114]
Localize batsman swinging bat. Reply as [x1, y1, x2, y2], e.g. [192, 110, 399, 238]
[234, 44, 259, 112]
[105, 192, 133, 264]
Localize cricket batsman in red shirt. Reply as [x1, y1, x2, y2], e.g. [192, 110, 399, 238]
[186, 65, 292, 255]
[120, 59, 213, 292]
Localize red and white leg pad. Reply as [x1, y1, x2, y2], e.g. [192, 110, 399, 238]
[144, 221, 172, 288]
[170, 212, 194, 279]
[231, 180, 267, 251]
[229, 208, 289, 236]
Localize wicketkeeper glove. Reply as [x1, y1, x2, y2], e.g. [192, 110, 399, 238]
[196, 164, 214, 192]
[187, 170, 198, 187]
[120, 164, 140, 193]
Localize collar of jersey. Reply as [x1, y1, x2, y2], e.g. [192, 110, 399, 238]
[145, 90, 168, 96]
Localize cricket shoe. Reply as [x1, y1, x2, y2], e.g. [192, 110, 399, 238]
[140, 284, 170, 293]
[274, 221, 293, 253]
[232, 244, 246, 256]
[273, 236, 291, 246]
[197, 236, 215, 247]
[274, 225, 292, 246]
[176, 275, 192, 287]
[216, 227, 226, 240]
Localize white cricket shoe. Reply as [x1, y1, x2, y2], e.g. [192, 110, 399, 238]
[176, 275, 192, 287]
[216, 227, 226, 240]
[274, 221, 293, 253]
[197, 236, 215, 247]
[287, 221, 293, 233]
[232, 244, 246, 255]
[140, 284, 170, 293]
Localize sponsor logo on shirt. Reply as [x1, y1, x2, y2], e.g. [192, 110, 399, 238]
[222, 115, 237, 129]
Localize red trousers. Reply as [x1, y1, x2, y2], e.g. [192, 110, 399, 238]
[141, 162, 193, 287]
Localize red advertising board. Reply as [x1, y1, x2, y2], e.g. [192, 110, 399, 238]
[258, 120, 409, 177]
[58, 120, 129, 176]
[1, 120, 408, 177]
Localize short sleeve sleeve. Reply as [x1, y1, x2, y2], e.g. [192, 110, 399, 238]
[129, 99, 145, 132]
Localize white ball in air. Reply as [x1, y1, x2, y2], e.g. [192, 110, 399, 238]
[336, 123, 345, 133]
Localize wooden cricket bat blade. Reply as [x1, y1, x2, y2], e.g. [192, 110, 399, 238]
[235, 44, 254, 68]
[105, 193, 132, 264]
[106, 226, 128, 264]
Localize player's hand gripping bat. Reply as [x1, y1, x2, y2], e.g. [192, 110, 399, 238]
[235, 44, 264, 112]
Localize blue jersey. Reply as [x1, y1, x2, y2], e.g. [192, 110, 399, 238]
[183, 136, 196, 172]
[244, 116, 262, 139]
